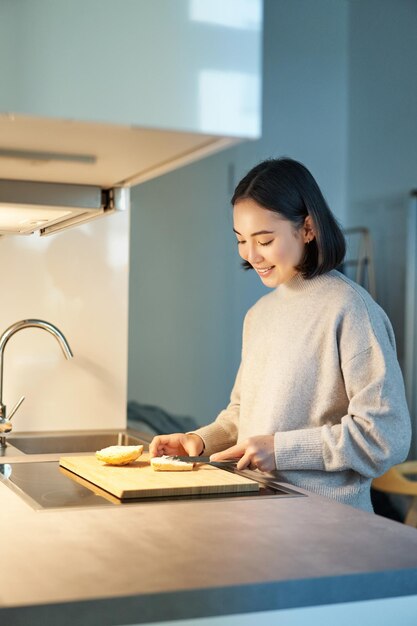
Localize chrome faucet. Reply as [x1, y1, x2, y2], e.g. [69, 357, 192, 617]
[0, 319, 73, 448]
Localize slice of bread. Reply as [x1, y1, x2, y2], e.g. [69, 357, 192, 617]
[96, 444, 144, 465]
[151, 455, 195, 471]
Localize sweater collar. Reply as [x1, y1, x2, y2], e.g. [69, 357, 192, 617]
[275, 270, 337, 298]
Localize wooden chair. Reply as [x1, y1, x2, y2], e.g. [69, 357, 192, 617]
[372, 462, 417, 526]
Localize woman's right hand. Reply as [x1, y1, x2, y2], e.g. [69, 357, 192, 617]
[149, 432, 204, 459]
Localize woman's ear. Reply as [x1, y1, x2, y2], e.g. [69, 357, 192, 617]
[303, 215, 315, 243]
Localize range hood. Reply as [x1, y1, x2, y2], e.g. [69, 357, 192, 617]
[0, 179, 129, 236]
[0, 114, 240, 237]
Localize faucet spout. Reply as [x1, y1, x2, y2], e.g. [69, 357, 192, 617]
[0, 319, 73, 425]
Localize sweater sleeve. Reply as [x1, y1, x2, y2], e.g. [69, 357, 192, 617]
[274, 335, 412, 478]
[189, 364, 241, 455]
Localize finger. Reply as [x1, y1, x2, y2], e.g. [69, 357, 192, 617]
[211, 442, 246, 462]
[236, 452, 252, 471]
[149, 436, 163, 458]
[149, 435, 176, 458]
[183, 434, 204, 456]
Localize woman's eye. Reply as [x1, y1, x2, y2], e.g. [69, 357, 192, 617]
[236, 239, 273, 246]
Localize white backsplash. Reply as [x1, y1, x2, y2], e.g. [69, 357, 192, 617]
[0, 209, 129, 432]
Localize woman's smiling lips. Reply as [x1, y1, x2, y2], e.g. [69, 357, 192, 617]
[254, 265, 275, 277]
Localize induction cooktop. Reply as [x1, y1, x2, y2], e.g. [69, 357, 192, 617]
[0, 461, 305, 510]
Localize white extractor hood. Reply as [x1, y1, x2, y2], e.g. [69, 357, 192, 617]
[0, 114, 239, 236]
[0, 0, 262, 236]
[0, 178, 129, 236]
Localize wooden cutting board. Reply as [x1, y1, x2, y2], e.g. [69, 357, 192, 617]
[59, 453, 260, 499]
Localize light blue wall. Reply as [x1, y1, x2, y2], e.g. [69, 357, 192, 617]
[128, 0, 348, 424]
[346, 0, 417, 366]
[128, 150, 239, 424]
[0, 1, 15, 90]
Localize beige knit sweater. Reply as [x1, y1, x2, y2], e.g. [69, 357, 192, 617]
[194, 270, 411, 511]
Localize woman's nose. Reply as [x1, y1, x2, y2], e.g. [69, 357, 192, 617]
[245, 243, 263, 265]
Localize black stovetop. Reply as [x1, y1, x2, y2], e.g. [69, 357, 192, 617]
[0, 461, 305, 510]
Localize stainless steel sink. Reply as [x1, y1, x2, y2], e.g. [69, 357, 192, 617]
[7, 430, 149, 454]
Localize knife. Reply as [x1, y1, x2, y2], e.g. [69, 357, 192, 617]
[166, 456, 240, 466]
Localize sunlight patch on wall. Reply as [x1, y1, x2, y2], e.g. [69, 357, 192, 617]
[189, 0, 261, 31]
[198, 70, 260, 137]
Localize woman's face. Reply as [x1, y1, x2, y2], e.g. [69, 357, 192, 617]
[233, 198, 310, 287]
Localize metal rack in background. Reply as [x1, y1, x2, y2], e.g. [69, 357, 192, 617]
[341, 227, 377, 299]
[405, 190, 417, 459]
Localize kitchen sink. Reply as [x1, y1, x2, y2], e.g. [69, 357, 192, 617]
[6, 430, 149, 454]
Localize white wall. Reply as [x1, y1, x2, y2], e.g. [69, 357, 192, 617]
[0, 211, 129, 432]
[128, 0, 349, 425]
[346, 0, 417, 366]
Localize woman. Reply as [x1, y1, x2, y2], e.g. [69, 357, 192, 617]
[149, 158, 411, 512]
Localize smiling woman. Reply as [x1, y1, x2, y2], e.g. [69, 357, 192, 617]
[150, 158, 411, 513]
[232, 158, 346, 280]
[233, 200, 310, 284]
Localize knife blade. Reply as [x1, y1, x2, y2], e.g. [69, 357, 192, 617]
[167, 456, 239, 465]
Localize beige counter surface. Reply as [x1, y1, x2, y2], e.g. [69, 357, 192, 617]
[1, 449, 417, 625]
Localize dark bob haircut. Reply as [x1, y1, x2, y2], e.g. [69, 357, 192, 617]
[231, 158, 346, 278]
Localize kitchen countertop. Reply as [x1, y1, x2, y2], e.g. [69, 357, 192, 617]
[1, 441, 417, 625]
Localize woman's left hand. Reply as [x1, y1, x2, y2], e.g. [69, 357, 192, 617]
[210, 435, 276, 472]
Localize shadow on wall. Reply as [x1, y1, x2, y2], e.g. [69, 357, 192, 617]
[127, 400, 199, 436]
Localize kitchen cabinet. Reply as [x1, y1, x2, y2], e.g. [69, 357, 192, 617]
[0, 0, 262, 191]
